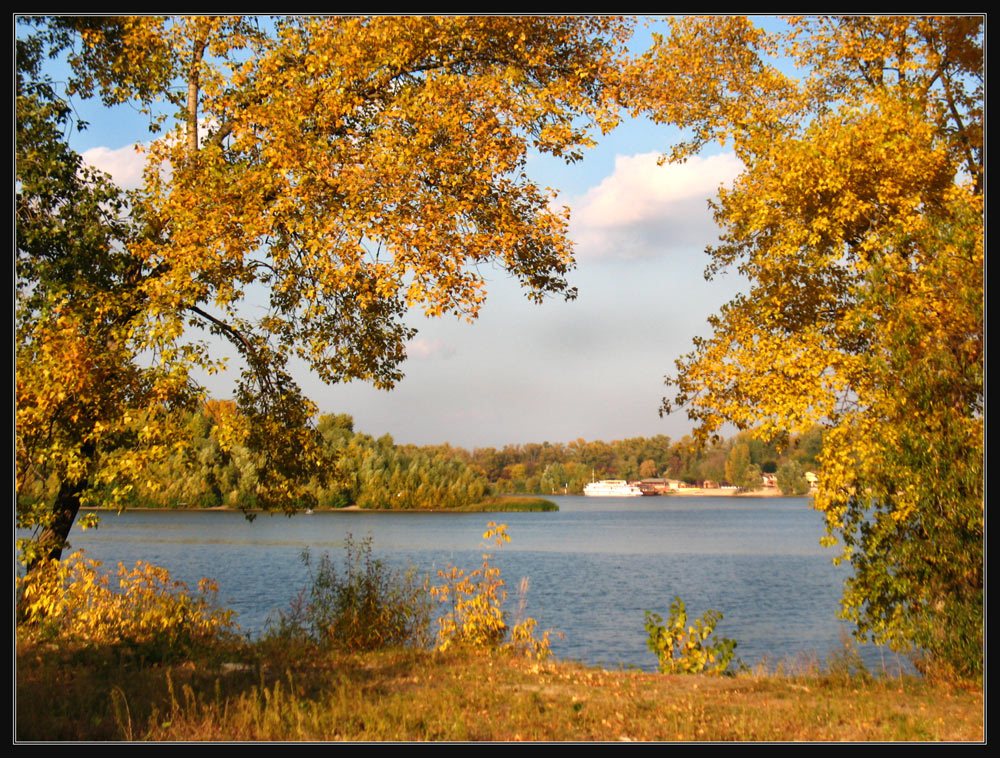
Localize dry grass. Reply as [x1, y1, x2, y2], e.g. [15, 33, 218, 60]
[15, 635, 983, 742]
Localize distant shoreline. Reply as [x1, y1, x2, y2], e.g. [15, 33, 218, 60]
[79, 488, 811, 516]
[78, 499, 559, 515]
[80, 505, 438, 514]
[663, 487, 812, 498]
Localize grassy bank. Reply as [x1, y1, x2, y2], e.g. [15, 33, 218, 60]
[15, 637, 982, 741]
[456, 496, 558, 512]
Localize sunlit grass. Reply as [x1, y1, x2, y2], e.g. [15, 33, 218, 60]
[15, 634, 983, 742]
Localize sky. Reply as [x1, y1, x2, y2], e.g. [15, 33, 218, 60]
[55, 17, 753, 450]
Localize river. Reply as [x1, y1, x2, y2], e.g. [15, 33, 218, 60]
[52, 495, 908, 673]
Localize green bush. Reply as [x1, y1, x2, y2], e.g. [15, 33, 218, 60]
[776, 460, 810, 496]
[268, 534, 431, 651]
[645, 596, 738, 675]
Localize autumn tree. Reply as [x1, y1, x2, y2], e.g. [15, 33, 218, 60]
[630, 16, 983, 675]
[15, 16, 632, 566]
[776, 460, 809, 497]
[725, 442, 761, 492]
[16, 32, 205, 566]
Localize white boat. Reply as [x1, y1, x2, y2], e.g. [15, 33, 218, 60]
[583, 479, 645, 497]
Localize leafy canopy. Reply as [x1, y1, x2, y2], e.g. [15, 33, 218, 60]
[628, 16, 982, 676]
[15, 16, 633, 565]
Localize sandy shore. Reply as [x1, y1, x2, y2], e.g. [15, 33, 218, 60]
[668, 487, 795, 497]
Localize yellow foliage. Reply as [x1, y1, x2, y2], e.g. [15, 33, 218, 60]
[631, 16, 982, 674]
[431, 522, 553, 659]
[17, 552, 237, 653]
[17, 16, 633, 564]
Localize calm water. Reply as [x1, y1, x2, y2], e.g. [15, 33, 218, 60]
[54, 495, 908, 673]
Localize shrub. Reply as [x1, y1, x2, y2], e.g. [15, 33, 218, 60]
[270, 534, 431, 651]
[645, 596, 738, 675]
[16, 551, 237, 659]
[431, 522, 554, 659]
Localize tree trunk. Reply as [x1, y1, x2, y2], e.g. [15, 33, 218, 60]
[186, 36, 206, 155]
[18, 473, 89, 622]
[30, 476, 88, 570]
[25, 440, 95, 572]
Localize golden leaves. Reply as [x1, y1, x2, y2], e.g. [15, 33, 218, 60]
[17, 551, 236, 648]
[127, 15, 631, 380]
[17, 16, 634, 558]
[431, 523, 553, 660]
[637, 17, 982, 669]
[644, 16, 982, 440]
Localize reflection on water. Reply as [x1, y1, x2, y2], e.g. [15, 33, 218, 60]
[54, 496, 909, 673]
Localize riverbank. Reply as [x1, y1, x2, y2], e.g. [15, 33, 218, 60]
[15, 638, 983, 741]
[540, 488, 812, 498]
[666, 487, 809, 497]
[79, 495, 558, 515]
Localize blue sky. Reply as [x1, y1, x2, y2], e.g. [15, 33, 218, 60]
[57, 17, 752, 449]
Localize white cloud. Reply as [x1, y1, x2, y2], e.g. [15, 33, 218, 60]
[406, 337, 456, 360]
[78, 119, 237, 192]
[570, 151, 743, 261]
[81, 143, 147, 190]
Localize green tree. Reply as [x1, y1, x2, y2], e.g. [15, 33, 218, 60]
[725, 442, 761, 491]
[631, 16, 983, 675]
[776, 460, 809, 497]
[790, 426, 824, 467]
[696, 447, 727, 486]
[821, 206, 983, 676]
[16, 16, 632, 566]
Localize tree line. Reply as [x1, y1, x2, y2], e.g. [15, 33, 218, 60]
[18, 400, 821, 508]
[416, 427, 820, 495]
